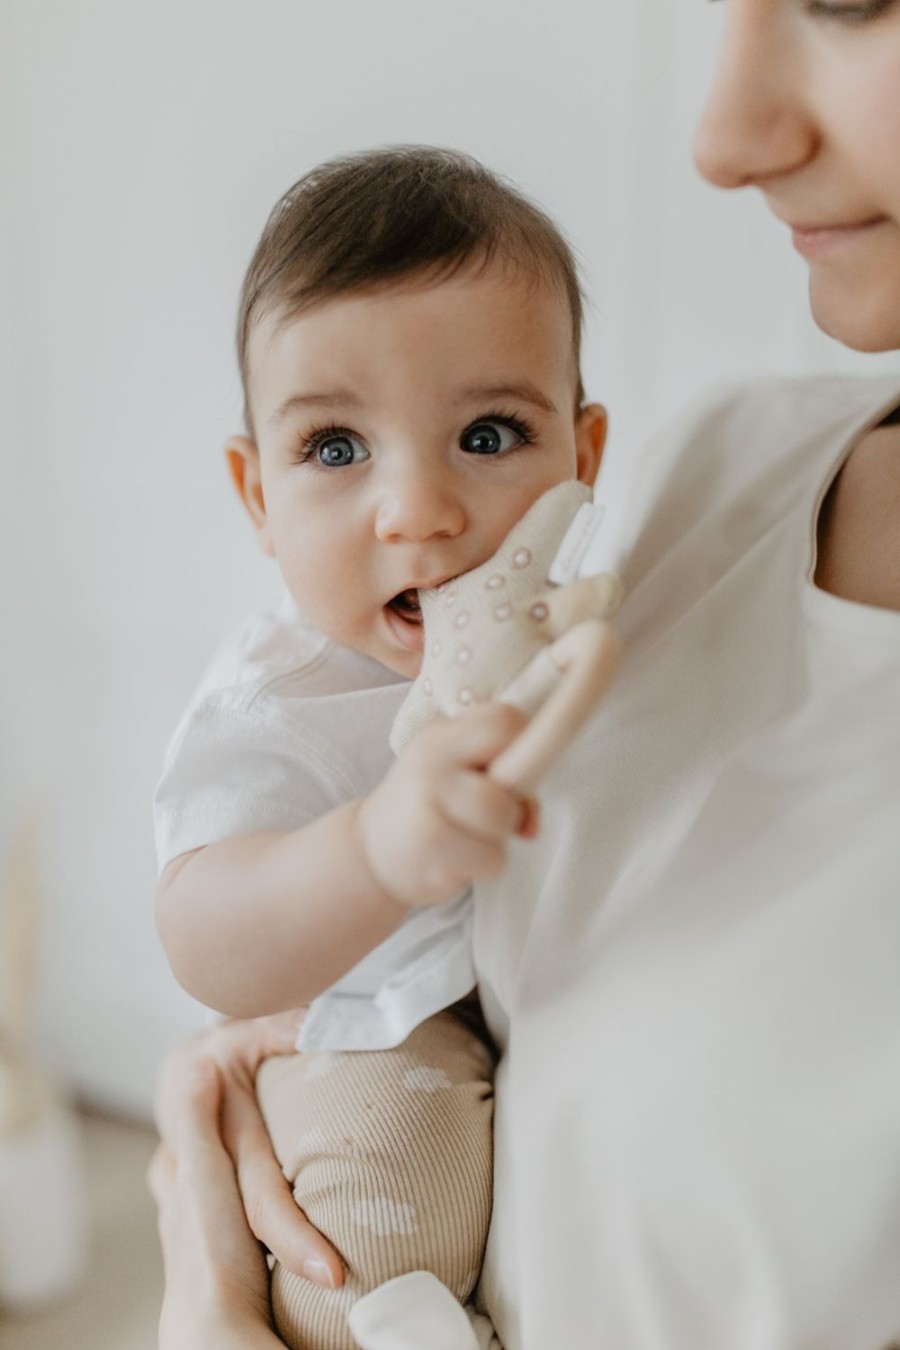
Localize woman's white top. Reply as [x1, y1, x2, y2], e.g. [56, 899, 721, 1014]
[475, 375, 900, 1350]
[153, 596, 476, 1052]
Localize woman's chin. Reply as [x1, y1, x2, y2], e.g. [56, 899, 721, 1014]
[809, 272, 900, 354]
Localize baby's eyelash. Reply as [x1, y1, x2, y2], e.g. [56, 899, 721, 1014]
[294, 411, 539, 462]
[470, 409, 538, 444]
[293, 422, 357, 464]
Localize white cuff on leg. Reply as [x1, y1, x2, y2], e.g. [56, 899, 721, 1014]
[348, 1271, 500, 1350]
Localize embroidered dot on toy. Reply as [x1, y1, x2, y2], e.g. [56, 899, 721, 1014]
[458, 688, 474, 706]
[494, 603, 512, 621]
[530, 603, 549, 621]
[486, 574, 504, 590]
[456, 648, 471, 665]
[454, 612, 470, 629]
[512, 548, 532, 568]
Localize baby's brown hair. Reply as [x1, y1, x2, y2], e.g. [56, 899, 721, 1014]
[237, 146, 586, 433]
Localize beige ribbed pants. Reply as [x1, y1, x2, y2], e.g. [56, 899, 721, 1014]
[256, 1002, 496, 1350]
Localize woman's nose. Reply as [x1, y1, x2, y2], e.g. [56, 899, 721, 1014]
[374, 468, 467, 544]
[693, 6, 817, 190]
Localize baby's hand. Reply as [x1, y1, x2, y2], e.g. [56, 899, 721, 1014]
[357, 703, 536, 910]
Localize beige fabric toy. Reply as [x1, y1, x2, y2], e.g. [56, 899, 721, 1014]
[391, 481, 623, 794]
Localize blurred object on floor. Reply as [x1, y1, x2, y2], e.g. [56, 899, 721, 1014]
[0, 1109, 162, 1349]
[0, 814, 89, 1309]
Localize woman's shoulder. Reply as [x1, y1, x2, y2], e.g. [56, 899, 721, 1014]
[618, 373, 900, 575]
[648, 372, 900, 482]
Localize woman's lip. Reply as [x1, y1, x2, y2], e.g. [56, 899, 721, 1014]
[383, 604, 424, 653]
[790, 218, 889, 260]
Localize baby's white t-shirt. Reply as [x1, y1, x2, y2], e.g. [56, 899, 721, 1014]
[153, 594, 476, 1052]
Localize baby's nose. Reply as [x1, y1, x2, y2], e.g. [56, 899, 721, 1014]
[374, 472, 467, 543]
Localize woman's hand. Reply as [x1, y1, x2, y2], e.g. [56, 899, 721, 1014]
[149, 1014, 345, 1348]
[149, 1015, 503, 1350]
[150, 1052, 283, 1348]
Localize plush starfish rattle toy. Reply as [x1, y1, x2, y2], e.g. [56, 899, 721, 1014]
[391, 480, 623, 794]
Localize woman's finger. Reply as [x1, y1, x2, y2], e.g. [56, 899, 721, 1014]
[155, 1013, 301, 1146]
[221, 1058, 345, 1289]
[152, 1059, 271, 1283]
[150, 1058, 282, 1350]
[153, 1015, 343, 1286]
[215, 1010, 303, 1062]
[147, 1142, 174, 1209]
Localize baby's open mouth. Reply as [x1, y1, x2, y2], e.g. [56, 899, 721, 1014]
[384, 589, 425, 653]
[387, 589, 422, 625]
[385, 589, 424, 654]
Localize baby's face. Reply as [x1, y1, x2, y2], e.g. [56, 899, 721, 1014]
[232, 263, 605, 677]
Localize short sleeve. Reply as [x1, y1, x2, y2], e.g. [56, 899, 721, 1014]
[153, 691, 368, 874]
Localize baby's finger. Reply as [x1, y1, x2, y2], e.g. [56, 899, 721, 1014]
[421, 702, 528, 771]
[439, 771, 528, 842]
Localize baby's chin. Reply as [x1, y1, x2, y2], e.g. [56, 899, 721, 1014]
[381, 647, 423, 680]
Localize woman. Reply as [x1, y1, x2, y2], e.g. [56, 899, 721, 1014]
[151, 2, 900, 1345]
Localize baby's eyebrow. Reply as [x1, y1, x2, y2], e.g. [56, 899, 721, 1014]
[455, 382, 557, 414]
[270, 389, 362, 424]
[269, 380, 558, 425]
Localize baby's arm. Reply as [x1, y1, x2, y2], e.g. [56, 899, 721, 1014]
[155, 702, 529, 1019]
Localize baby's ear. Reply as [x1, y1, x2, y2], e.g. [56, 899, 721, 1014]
[574, 403, 608, 487]
[225, 436, 274, 557]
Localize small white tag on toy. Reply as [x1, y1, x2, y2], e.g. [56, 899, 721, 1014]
[548, 501, 605, 584]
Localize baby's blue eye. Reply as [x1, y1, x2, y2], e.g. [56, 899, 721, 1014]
[311, 433, 368, 468]
[461, 421, 524, 456]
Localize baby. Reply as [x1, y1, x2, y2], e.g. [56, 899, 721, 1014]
[153, 145, 607, 1349]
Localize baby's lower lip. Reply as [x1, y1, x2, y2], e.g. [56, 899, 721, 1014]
[384, 603, 424, 652]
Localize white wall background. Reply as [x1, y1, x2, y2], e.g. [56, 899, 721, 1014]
[3, 0, 899, 1117]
